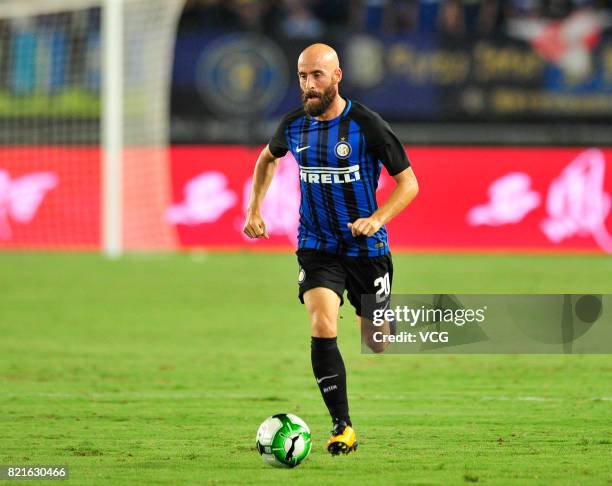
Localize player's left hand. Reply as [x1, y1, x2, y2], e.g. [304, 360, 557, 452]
[347, 217, 382, 237]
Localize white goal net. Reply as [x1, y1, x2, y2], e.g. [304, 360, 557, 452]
[0, 0, 184, 254]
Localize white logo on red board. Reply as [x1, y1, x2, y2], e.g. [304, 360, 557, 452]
[166, 171, 237, 225]
[0, 169, 58, 240]
[467, 172, 541, 226]
[541, 148, 612, 252]
[242, 154, 300, 244]
[468, 149, 612, 253]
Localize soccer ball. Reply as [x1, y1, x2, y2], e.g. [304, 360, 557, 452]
[255, 414, 311, 468]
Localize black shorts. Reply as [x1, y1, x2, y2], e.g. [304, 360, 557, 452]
[296, 249, 393, 318]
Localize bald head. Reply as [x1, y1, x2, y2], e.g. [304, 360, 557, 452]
[297, 44, 342, 118]
[298, 43, 340, 71]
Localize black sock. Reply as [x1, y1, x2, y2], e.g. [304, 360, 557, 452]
[311, 336, 351, 426]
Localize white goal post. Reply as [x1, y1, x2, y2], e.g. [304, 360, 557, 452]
[0, 0, 185, 255]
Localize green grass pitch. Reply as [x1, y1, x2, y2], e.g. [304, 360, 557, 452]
[1, 253, 611, 485]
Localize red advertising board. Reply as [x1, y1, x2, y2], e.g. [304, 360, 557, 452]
[169, 146, 612, 253]
[0, 146, 100, 249]
[1, 145, 611, 253]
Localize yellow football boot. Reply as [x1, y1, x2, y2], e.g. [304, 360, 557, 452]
[326, 420, 358, 455]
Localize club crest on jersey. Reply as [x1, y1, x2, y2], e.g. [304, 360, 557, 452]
[334, 141, 352, 159]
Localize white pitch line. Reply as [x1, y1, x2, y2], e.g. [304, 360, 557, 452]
[0, 392, 611, 402]
[482, 396, 612, 402]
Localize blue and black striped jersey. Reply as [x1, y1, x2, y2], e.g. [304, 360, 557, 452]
[268, 99, 410, 257]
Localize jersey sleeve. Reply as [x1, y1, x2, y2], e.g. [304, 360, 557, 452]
[268, 119, 289, 158]
[351, 102, 411, 176]
[368, 120, 411, 176]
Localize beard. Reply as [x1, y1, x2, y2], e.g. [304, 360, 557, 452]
[301, 84, 337, 117]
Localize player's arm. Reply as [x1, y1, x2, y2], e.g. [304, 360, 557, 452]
[243, 145, 279, 239]
[348, 167, 418, 237]
[244, 111, 293, 239]
[348, 110, 418, 237]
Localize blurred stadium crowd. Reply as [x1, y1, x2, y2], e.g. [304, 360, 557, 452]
[0, 0, 609, 145]
[179, 0, 611, 38]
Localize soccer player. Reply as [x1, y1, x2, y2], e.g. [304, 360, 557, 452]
[243, 43, 419, 455]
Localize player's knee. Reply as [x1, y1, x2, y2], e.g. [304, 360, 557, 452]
[359, 316, 391, 353]
[364, 336, 390, 353]
[311, 314, 337, 338]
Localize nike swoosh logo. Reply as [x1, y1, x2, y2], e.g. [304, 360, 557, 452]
[296, 146, 310, 153]
[316, 374, 338, 384]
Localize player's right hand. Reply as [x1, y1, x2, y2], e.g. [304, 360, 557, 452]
[243, 211, 269, 239]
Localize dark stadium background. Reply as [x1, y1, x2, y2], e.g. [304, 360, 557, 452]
[171, 0, 612, 146]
